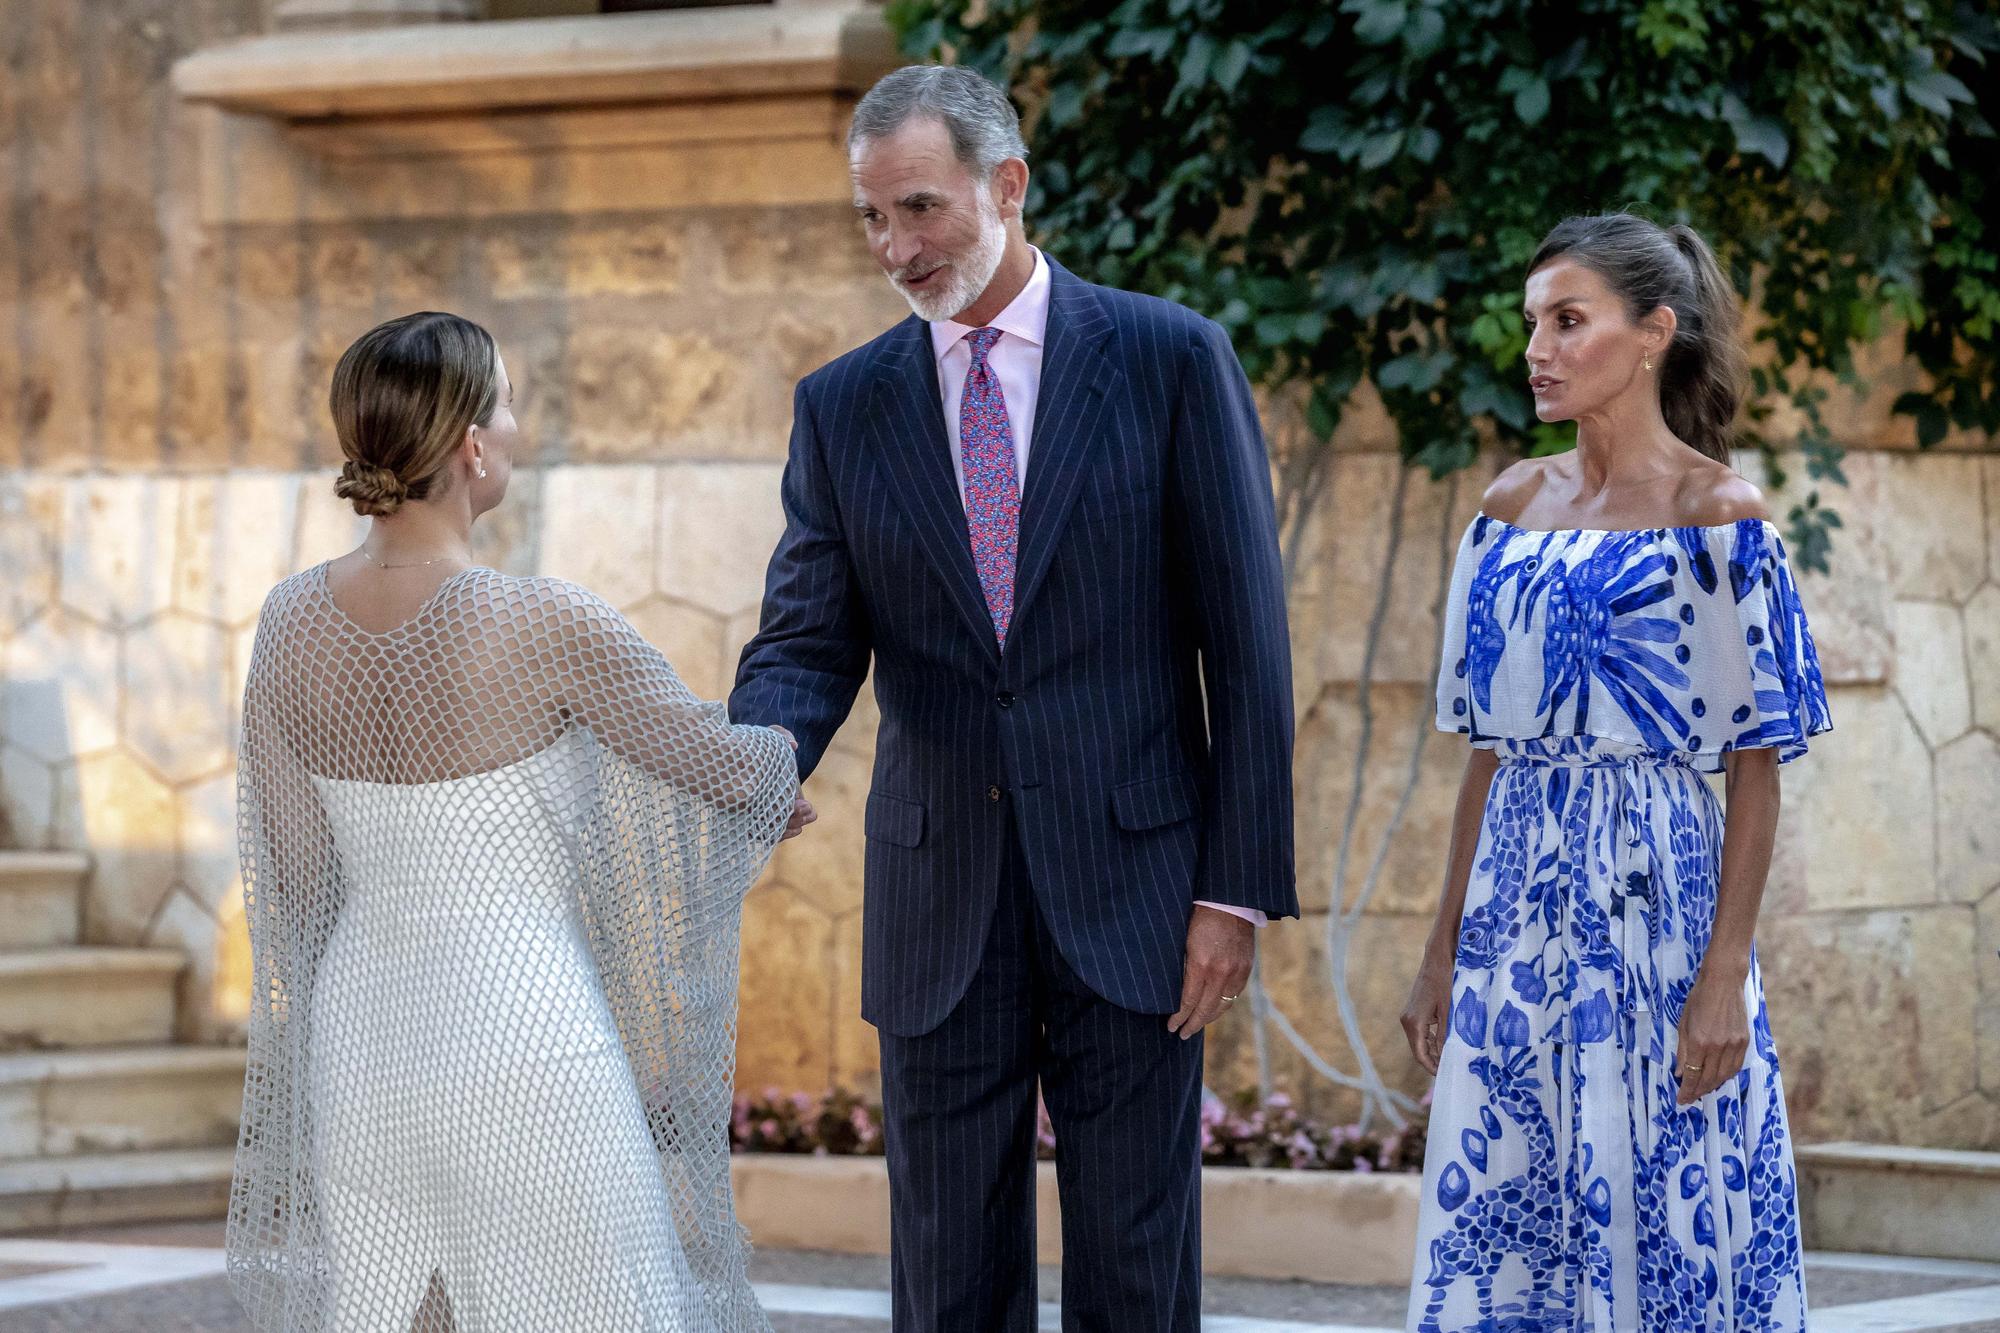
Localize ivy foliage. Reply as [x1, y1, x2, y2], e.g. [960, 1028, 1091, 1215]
[885, 0, 2000, 569]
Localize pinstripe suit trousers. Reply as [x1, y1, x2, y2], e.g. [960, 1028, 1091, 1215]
[878, 809, 1203, 1333]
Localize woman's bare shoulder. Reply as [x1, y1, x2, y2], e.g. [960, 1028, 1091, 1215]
[1674, 464, 1771, 526]
[1479, 457, 1557, 523]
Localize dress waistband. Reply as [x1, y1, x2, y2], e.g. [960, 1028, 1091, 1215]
[1490, 737, 1697, 770]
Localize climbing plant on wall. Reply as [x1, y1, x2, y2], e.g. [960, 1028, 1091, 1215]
[885, 0, 2000, 1130]
[886, 0, 1999, 573]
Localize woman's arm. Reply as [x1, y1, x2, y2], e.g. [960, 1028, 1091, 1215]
[1674, 745, 1779, 1104]
[1401, 745, 1500, 1073]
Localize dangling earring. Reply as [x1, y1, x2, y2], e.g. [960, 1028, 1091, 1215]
[476, 463, 488, 478]
[1643, 354, 1654, 371]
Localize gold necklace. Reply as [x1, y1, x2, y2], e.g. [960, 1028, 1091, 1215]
[359, 544, 470, 571]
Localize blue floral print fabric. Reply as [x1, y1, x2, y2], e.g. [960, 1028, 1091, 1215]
[1408, 515, 1830, 1332]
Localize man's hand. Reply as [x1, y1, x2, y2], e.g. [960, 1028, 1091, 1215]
[781, 794, 817, 841]
[1167, 906, 1255, 1039]
[766, 726, 816, 842]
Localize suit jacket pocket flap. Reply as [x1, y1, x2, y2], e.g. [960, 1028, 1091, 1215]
[1111, 772, 1201, 831]
[865, 792, 926, 848]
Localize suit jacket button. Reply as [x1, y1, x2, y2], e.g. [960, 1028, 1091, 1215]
[987, 785, 1003, 803]
[996, 691, 1015, 708]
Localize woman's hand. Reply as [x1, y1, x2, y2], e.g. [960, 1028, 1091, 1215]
[1401, 955, 1454, 1075]
[1674, 963, 1751, 1105]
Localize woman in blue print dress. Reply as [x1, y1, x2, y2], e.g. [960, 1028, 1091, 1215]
[1401, 213, 1830, 1332]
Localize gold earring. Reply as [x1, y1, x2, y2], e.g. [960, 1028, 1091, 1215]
[1643, 354, 1654, 371]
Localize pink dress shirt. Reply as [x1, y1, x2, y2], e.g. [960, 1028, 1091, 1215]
[928, 250, 1267, 931]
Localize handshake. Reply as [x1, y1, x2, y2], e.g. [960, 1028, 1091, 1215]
[769, 724, 817, 842]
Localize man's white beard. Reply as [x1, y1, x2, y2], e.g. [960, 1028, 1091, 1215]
[893, 196, 1009, 323]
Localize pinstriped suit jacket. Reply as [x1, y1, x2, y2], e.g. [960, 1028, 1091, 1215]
[730, 257, 1298, 1038]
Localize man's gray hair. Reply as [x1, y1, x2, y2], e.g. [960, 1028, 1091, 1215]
[848, 64, 1030, 178]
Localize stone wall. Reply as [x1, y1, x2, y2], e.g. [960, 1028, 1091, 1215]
[2, 0, 1996, 1148]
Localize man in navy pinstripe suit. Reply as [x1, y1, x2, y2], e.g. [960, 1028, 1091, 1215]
[731, 65, 1298, 1331]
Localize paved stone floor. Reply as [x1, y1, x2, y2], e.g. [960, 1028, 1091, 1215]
[0, 1221, 1995, 1331]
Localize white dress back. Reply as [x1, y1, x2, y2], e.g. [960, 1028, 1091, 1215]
[228, 566, 797, 1332]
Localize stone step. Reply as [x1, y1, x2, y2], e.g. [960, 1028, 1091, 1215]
[0, 852, 88, 949]
[0, 1045, 246, 1161]
[0, 948, 186, 1050]
[0, 1147, 235, 1235]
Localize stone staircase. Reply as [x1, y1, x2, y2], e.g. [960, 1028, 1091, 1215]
[0, 852, 241, 1233]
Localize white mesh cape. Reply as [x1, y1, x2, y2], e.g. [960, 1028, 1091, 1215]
[226, 564, 797, 1332]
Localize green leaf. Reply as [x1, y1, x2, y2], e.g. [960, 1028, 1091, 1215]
[1406, 126, 1442, 162]
[1176, 32, 1216, 95]
[1214, 41, 1252, 91]
[1359, 128, 1406, 169]
[1403, 6, 1444, 60]
[1351, 1, 1407, 47]
[1513, 77, 1550, 126]
[1300, 106, 1348, 153]
[1732, 116, 1791, 169]
[1916, 402, 1950, 446]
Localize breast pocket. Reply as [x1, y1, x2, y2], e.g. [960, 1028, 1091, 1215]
[1076, 482, 1158, 523]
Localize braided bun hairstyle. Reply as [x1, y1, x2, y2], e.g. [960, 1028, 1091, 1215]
[1528, 214, 1747, 462]
[329, 312, 499, 518]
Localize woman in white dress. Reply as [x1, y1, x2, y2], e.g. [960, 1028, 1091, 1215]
[226, 312, 805, 1332]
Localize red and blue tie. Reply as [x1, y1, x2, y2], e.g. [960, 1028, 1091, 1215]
[960, 326, 1020, 645]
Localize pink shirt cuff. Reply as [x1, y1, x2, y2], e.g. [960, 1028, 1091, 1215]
[1194, 900, 1269, 928]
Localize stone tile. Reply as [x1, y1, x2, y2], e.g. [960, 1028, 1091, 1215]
[768, 742, 866, 919]
[736, 883, 834, 1094]
[1967, 584, 2000, 731]
[0, 746, 61, 850]
[1979, 887, 2000, 1097]
[1787, 686, 1936, 910]
[165, 338, 233, 463]
[2, 610, 121, 761]
[1877, 453, 1988, 603]
[1760, 905, 1978, 1144]
[121, 612, 234, 784]
[172, 474, 300, 628]
[828, 910, 880, 1095]
[657, 463, 787, 617]
[58, 476, 176, 626]
[1987, 455, 2000, 583]
[175, 770, 240, 921]
[0, 476, 63, 631]
[291, 479, 369, 573]
[711, 206, 894, 297]
[240, 338, 311, 473]
[1286, 454, 1462, 688]
[470, 463, 543, 576]
[1938, 732, 2000, 905]
[622, 596, 728, 702]
[1203, 910, 1436, 1128]
[213, 891, 254, 1036]
[564, 328, 742, 461]
[562, 219, 685, 297]
[58, 750, 177, 945]
[376, 231, 460, 308]
[144, 888, 227, 1043]
[1893, 599, 1973, 748]
[537, 464, 659, 609]
[1290, 682, 1464, 917]
[722, 607, 762, 701]
[1743, 448, 1892, 684]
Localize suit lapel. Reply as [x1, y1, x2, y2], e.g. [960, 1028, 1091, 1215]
[1012, 261, 1117, 629]
[863, 317, 1002, 662]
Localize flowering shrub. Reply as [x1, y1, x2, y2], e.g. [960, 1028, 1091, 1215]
[730, 1087, 1427, 1172]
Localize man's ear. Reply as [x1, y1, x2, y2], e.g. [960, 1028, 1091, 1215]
[993, 157, 1030, 221]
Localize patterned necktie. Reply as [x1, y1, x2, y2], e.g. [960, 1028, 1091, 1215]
[959, 326, 1020, 645]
